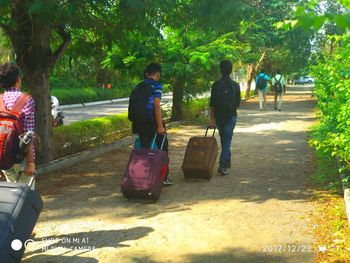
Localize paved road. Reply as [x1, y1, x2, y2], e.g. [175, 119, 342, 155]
[62, 94, 173, 125]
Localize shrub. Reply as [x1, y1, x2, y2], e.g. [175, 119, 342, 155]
[52, 114, 132, 159]
[309, 33, 350, 169]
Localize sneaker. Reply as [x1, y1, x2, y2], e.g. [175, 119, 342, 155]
[223, 168, 230, 175]
[218, 167, 229, 176]
[163, 178, 173, 186]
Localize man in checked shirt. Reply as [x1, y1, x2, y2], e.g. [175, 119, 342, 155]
[0, 62, 36, 189]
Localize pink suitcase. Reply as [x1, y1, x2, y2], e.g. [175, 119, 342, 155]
[121, 134, 168, 201]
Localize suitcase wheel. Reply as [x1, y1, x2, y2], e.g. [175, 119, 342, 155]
[149, 192, 159, 202]
[122, 191, 131, 200]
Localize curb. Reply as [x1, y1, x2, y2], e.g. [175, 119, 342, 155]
[36, 136, 135, 175]
[60, 93, 173, 109]
[340, 172, 350, 227]
[344, 187, 350, 227]
[336, 156, 350, 227]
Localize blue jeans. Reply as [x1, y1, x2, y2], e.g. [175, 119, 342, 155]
[216, 116, 237, 169]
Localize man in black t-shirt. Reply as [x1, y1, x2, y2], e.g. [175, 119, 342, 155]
[209, 60, 241, 176]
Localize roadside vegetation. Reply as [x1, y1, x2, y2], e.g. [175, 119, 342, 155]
[310, 150, 350, 262]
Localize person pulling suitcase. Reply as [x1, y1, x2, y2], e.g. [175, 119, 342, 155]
[209, 60, 241, 176]
[128, 63, 173, 186]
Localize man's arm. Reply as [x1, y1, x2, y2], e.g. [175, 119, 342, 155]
[209, 82, 216, 126]
[210, 107, 215, 127]
[236, 84, 241, 108]
[154, 97, 165, 134]
[24, 142, 35, 176]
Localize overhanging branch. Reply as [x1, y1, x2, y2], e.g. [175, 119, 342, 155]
[51, 24, 71, 67]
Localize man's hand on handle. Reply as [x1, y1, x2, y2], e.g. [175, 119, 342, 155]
[24, 162, 35, 176]
[157, 126, 166, 135]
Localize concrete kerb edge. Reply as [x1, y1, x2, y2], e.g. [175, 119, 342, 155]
[344, 187, 350, 227]
[60, 93, 174, 109]
[336, 156, 350, 227]
[36, 136, 135, 175]
[340, 172, 350, 227]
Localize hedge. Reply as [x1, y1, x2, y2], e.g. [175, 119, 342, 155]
[309, 33, 350, 170]
[52, 113, 131, 159]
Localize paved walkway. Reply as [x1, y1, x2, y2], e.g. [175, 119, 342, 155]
[24, 86, 317, 263]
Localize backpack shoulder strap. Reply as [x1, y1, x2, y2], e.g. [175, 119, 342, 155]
[11, 94, 31, 115]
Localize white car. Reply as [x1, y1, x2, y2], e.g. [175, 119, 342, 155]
[294, 76, 314, 84]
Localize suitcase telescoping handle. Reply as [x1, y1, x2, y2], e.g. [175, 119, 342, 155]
[15, 171, 37, 188]
[150, 132, 167, 150]
[205, 125, 216, 137]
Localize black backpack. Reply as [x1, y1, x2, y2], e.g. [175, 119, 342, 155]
[256, 74, 267, 90]
[215, 80, 236, 116]
[128, 82, 153, 123]
[273, 76, 283, 93]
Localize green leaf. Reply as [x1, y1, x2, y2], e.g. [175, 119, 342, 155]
[295, 6, 306, 17]
[334, 14, 348, 30]
[291, 20, 300, 28]
[300, 15, 315, 31]
[313, 16, 326, 31]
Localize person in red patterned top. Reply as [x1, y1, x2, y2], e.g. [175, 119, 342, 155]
[0, 62, 36, 188]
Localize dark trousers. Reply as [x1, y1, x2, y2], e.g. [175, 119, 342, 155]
[216, 116, 237, 169]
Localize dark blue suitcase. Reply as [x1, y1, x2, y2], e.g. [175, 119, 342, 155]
[0, 174, 43, 263]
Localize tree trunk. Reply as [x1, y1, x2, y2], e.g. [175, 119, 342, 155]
[244, 51, 266, 98]
[245, 64, 255, 98]
[26, 70, 52, 164]
[171, 78, 184, 121]
[3, 2, 70, 164]
[95, 44, 109, 87]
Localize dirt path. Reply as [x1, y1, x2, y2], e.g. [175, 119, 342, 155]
[24, 87, 317, 263]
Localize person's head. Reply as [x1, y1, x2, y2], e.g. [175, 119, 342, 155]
[0, 62, 21, 90]
[276, 69, 281, 75]
[220, 60, 232, 76]
[260, 68, 265, 74]
[145, 63, 161, 81]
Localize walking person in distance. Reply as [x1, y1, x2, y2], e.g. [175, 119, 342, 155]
[255, 69, 270, 111]
[272, 69, 286, 111]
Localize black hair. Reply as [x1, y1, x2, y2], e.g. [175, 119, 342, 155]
[276, 69, 281, 74]
[145, 63, 161, 76]
[220, 60, 232, 76]
[0, 62, 20, 90]
[260, 68, 265, 73]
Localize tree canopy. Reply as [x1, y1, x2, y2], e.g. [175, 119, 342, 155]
[1, 0, 339, 163]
